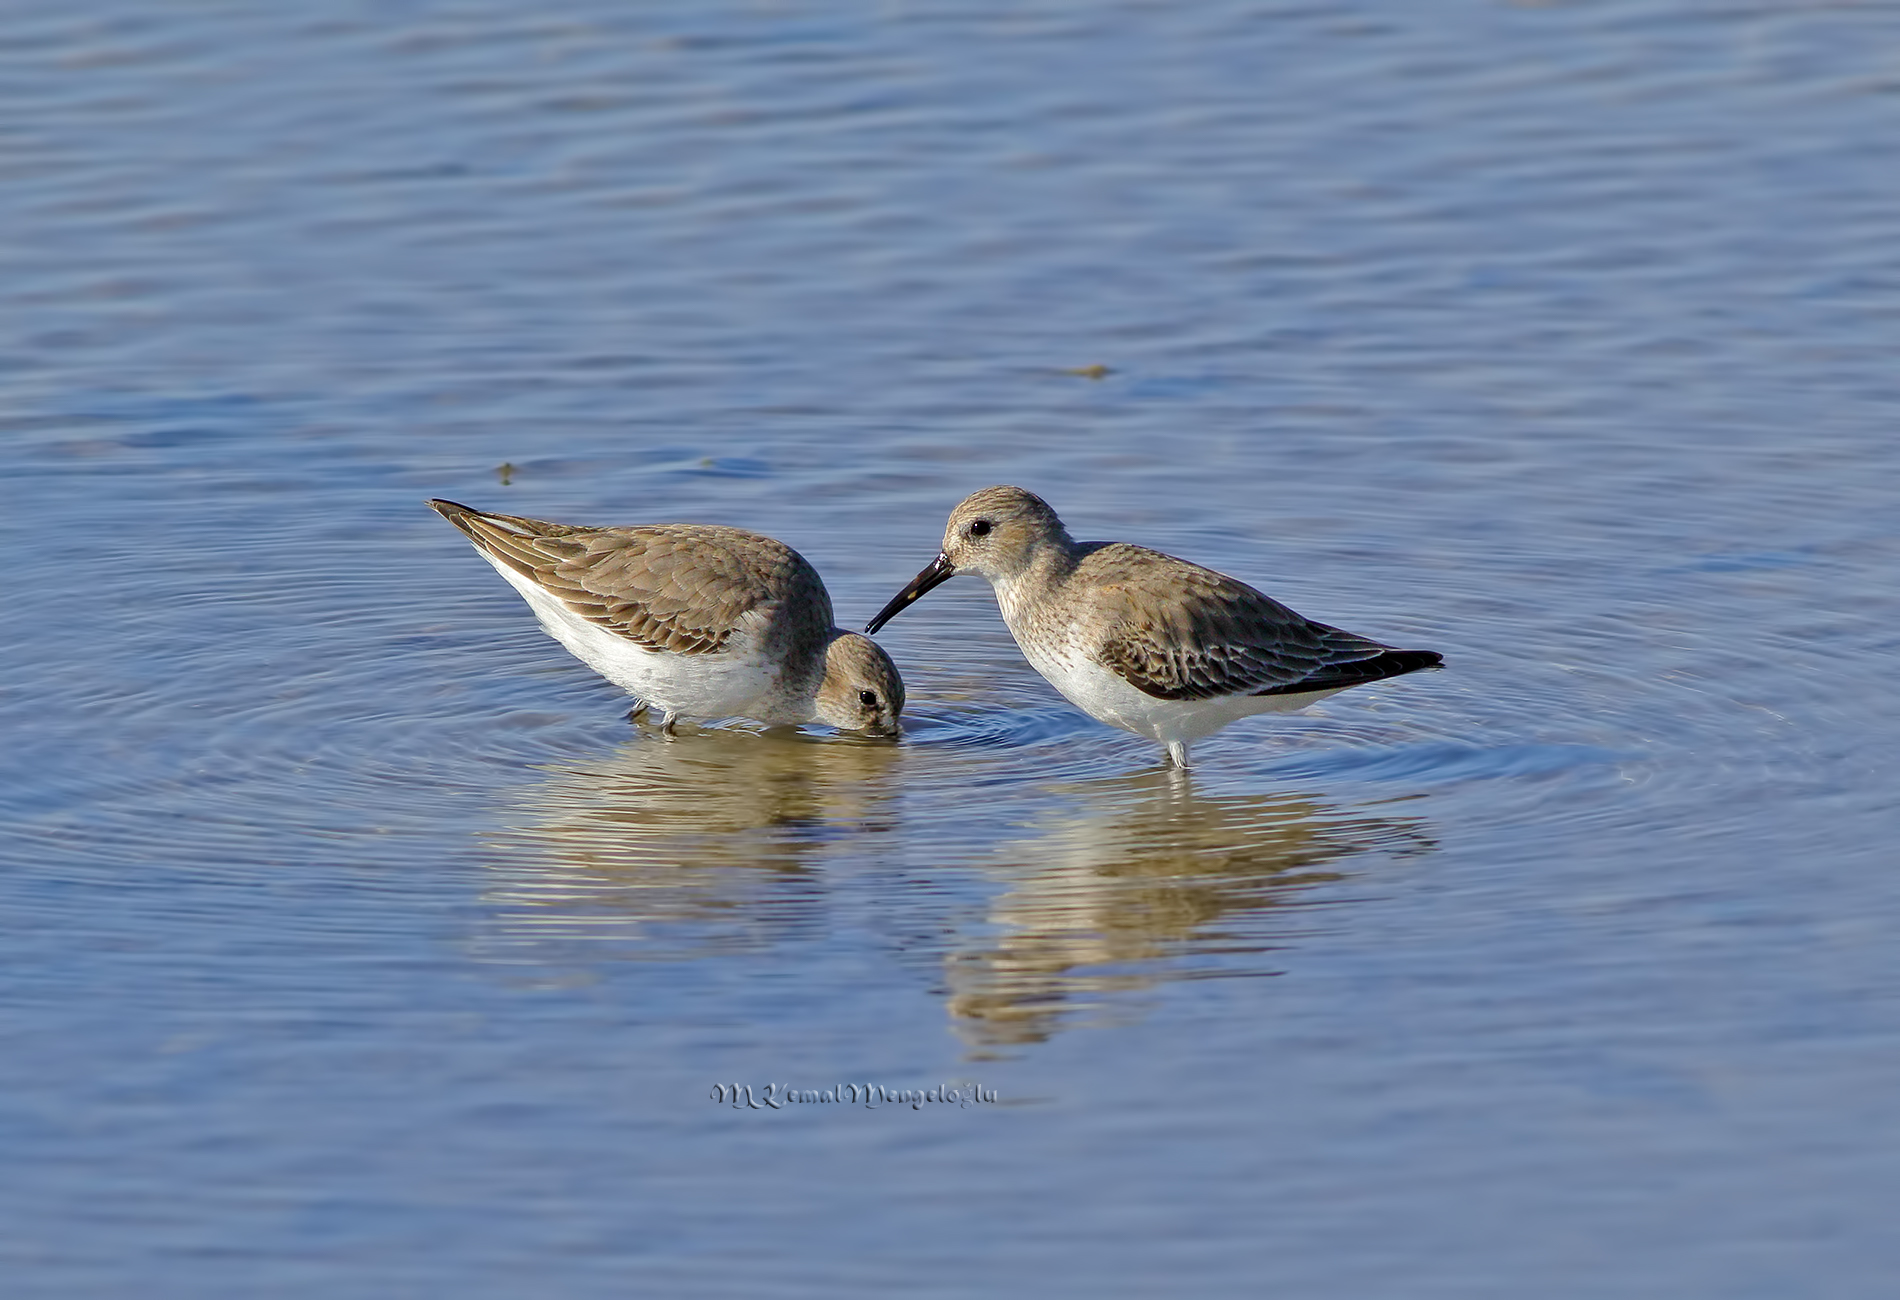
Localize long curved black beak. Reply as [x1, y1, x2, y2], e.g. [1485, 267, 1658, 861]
[864, 553, 956, 634]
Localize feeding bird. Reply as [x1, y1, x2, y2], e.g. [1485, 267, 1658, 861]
[431, 499, 903, 736]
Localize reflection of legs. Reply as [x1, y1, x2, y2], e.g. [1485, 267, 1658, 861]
[1165, 741, 1189, 769]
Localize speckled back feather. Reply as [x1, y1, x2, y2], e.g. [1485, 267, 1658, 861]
[1076, 544, 1425, 701]
[429, 500, 833, 658]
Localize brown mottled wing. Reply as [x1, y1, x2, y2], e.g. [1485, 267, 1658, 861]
[431, 501, 831, 656]
[1089, 545, 1424, 701]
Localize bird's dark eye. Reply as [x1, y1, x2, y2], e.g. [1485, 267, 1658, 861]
[969, 519, 992, 537]
[859, 690, 878, 708]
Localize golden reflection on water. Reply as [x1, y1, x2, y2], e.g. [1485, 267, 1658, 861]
[946, 772, 1431, 1050]
[476, 725, 903, 959]
[473, 729, 1430, 1045]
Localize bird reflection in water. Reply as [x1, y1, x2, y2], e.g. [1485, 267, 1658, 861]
[472, 728, 1431, 1051]
[475, 725, 902, 961]
[944, 772, 1433, 1052]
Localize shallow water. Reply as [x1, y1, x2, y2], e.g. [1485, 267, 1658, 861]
[5, 2, 1900, 1295]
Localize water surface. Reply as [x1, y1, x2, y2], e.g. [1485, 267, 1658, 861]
[4, 2, 1899, 1296]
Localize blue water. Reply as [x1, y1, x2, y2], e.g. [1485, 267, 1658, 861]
[4, 2, 1899, 1296]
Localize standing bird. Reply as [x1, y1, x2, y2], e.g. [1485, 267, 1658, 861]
[864, 486, 1439, 767]
[430, 500, 903, 736]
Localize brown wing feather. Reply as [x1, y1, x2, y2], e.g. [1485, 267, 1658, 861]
[429, 500, 831, 656]
[1087, 545, 1423, 701]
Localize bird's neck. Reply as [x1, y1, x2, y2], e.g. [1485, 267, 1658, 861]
[992, 538, 1078, 625]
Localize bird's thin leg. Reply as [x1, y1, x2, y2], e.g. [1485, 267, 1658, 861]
[627, 700, 650, 724]
[1165, 741, 1190, 769]
[660, 710, 679, 738]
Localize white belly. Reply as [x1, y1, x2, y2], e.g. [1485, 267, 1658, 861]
[482, 556, 804, 722]
[1012, 625, 1342, 746]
